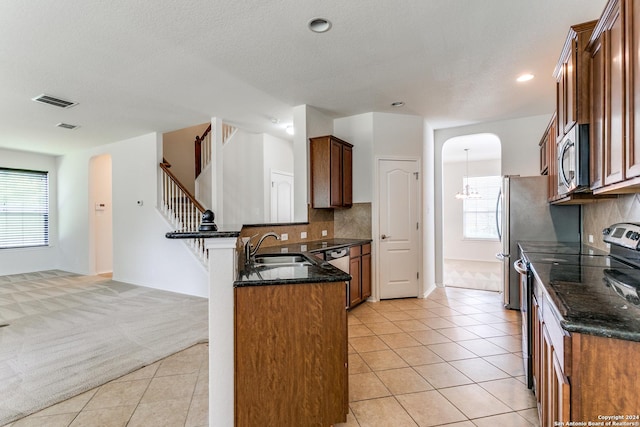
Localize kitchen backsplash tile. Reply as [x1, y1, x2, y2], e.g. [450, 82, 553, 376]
[583, 194, 640, 251]
[334, 203, 372, 239]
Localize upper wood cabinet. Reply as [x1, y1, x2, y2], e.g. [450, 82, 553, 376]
[589, 0, 640, 194]
[539, 113, 558, 201]
[555, 21, 597, 139]
[310, 135, 353, 208]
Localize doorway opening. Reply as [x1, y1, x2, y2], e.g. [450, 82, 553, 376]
[89, 154, 113, 276]
[441, 134, 501, 291]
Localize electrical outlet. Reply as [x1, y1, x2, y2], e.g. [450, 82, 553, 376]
[301, 231, 307, 239]
[281, 233, 288, 241]
[588, 234, 594, 243]
[322, 230, 328, 237]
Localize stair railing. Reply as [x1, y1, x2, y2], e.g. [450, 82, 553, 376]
[194, 122, 238, 178]
[159, 161, 208, 263]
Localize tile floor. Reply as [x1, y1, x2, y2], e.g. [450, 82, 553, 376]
[6, 286, 539, 427]
[338, 286, 540, 427]
[3, 343, 209, 427]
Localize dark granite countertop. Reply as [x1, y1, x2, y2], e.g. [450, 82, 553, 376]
[529, 260, 640, 342]
[165, 223, 242, 239]
[234, 238, 370, 287]
[235, 254, 351, 287]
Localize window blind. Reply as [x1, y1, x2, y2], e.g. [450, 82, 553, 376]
[0, 168, 49, 249]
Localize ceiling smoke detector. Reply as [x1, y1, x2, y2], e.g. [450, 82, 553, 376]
[56, 123, 79, 130]
[32, 94, 78, 109]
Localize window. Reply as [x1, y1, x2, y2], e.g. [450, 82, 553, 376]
[463, 175, 501, 240]
[0, 168, 49, 249]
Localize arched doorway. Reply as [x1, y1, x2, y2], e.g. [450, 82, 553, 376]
[441, 134, 501, 291]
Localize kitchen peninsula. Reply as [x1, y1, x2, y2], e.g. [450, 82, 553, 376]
[166, 228, 358, 426]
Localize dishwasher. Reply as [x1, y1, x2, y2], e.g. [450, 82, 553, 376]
[324, 247, 350, 273]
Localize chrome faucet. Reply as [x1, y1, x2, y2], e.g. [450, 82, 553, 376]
[244, 232, 280, 263]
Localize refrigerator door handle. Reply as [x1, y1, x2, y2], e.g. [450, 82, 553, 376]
[495, 188, 502, 240]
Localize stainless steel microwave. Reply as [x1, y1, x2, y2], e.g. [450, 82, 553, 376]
[557, 123, 589, 196]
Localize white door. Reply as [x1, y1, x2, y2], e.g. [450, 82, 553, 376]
[378, 159, 420, 299]
[270, 170, 294, 223]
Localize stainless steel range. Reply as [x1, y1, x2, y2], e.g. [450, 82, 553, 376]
[515, 223, 640, 389]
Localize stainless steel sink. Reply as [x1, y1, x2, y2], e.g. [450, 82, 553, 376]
[253, 254, 312, 266]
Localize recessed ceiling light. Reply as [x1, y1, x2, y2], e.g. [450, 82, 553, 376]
[391, 101, 405, 107]
[308, 18, 332, 33]
[517, 73, 535, 82]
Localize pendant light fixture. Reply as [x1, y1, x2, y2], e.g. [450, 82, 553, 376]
[455, 149, 481, 200]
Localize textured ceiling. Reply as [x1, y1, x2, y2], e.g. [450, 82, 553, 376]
[0, 0, 606, 155]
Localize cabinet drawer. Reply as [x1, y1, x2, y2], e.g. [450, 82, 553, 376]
[362, 243, 371, 255]
[349, 245, 361, 258]
[543, 294, 570, 367]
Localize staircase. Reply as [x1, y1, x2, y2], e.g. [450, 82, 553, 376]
[159, 121, 238, 265]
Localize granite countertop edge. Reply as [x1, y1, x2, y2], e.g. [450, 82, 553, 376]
[165, 230, 241, 239]
[530, 262, 640, 342]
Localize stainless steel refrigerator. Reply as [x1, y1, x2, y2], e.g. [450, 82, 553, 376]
[496, 175, 580, 309]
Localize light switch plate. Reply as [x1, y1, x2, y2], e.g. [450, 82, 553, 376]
[322, 230, 328, 237]
[281, 233, 288, 241]
[301, 231, 307, 239]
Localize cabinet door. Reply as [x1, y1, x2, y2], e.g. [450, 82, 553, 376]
[605, 2, 626, 186]
[349, 256, 361, 307]
[628, 0, 640, 178]
[361, 252, 371, 300]
[566, 45, 576, 132]
[342, 144, 353, 207]
[557, 77, 566, 140]
[591, 33, 605, 190]
[542, 324, 553, 427]
[330, 139, 344, 207]
[552, 351, 571, 425]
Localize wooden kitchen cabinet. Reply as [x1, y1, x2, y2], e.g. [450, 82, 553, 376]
[533, 279, 571, 427]
[539, 114, 558, 201]
[234, 282, 348, 426]
[532, 273, 640, 426]
[589, 0, 640, 194]
[555, 21, 597, 139]
[347, 243, 371, 309]
[310, 135, 353, 208]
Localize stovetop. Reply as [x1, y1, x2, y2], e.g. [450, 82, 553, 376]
[520, 239, 640, 341]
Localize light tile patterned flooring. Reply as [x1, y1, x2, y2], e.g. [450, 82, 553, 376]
[338, 286, 540, 427]
[6, 286, 538, 427]
[3, 343, 209, 427]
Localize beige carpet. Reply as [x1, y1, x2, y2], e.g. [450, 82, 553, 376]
[0, 270, 208, 425]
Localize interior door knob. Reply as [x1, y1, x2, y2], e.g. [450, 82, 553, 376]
[381, 234, 391, 240]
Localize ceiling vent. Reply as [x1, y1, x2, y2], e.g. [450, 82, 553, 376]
[56, 123, 79, 130]
[32, 94, 78, 109]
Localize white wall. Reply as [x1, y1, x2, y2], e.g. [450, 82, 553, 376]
[162, 123, 209, 195]
[0, 148, 59, 275]
[433, 113, 551, 285]
[222, 130, 265, 225]
[262, 134, 294, 218]
[57, 133, 208, 297]
[334, 113, 374, 202]
[442, 158, 502, 262]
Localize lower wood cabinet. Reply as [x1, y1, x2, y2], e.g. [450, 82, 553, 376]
[348, 243, 371, 309]
[234, 282, 348, 426]
[533, 276, 640, 426]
